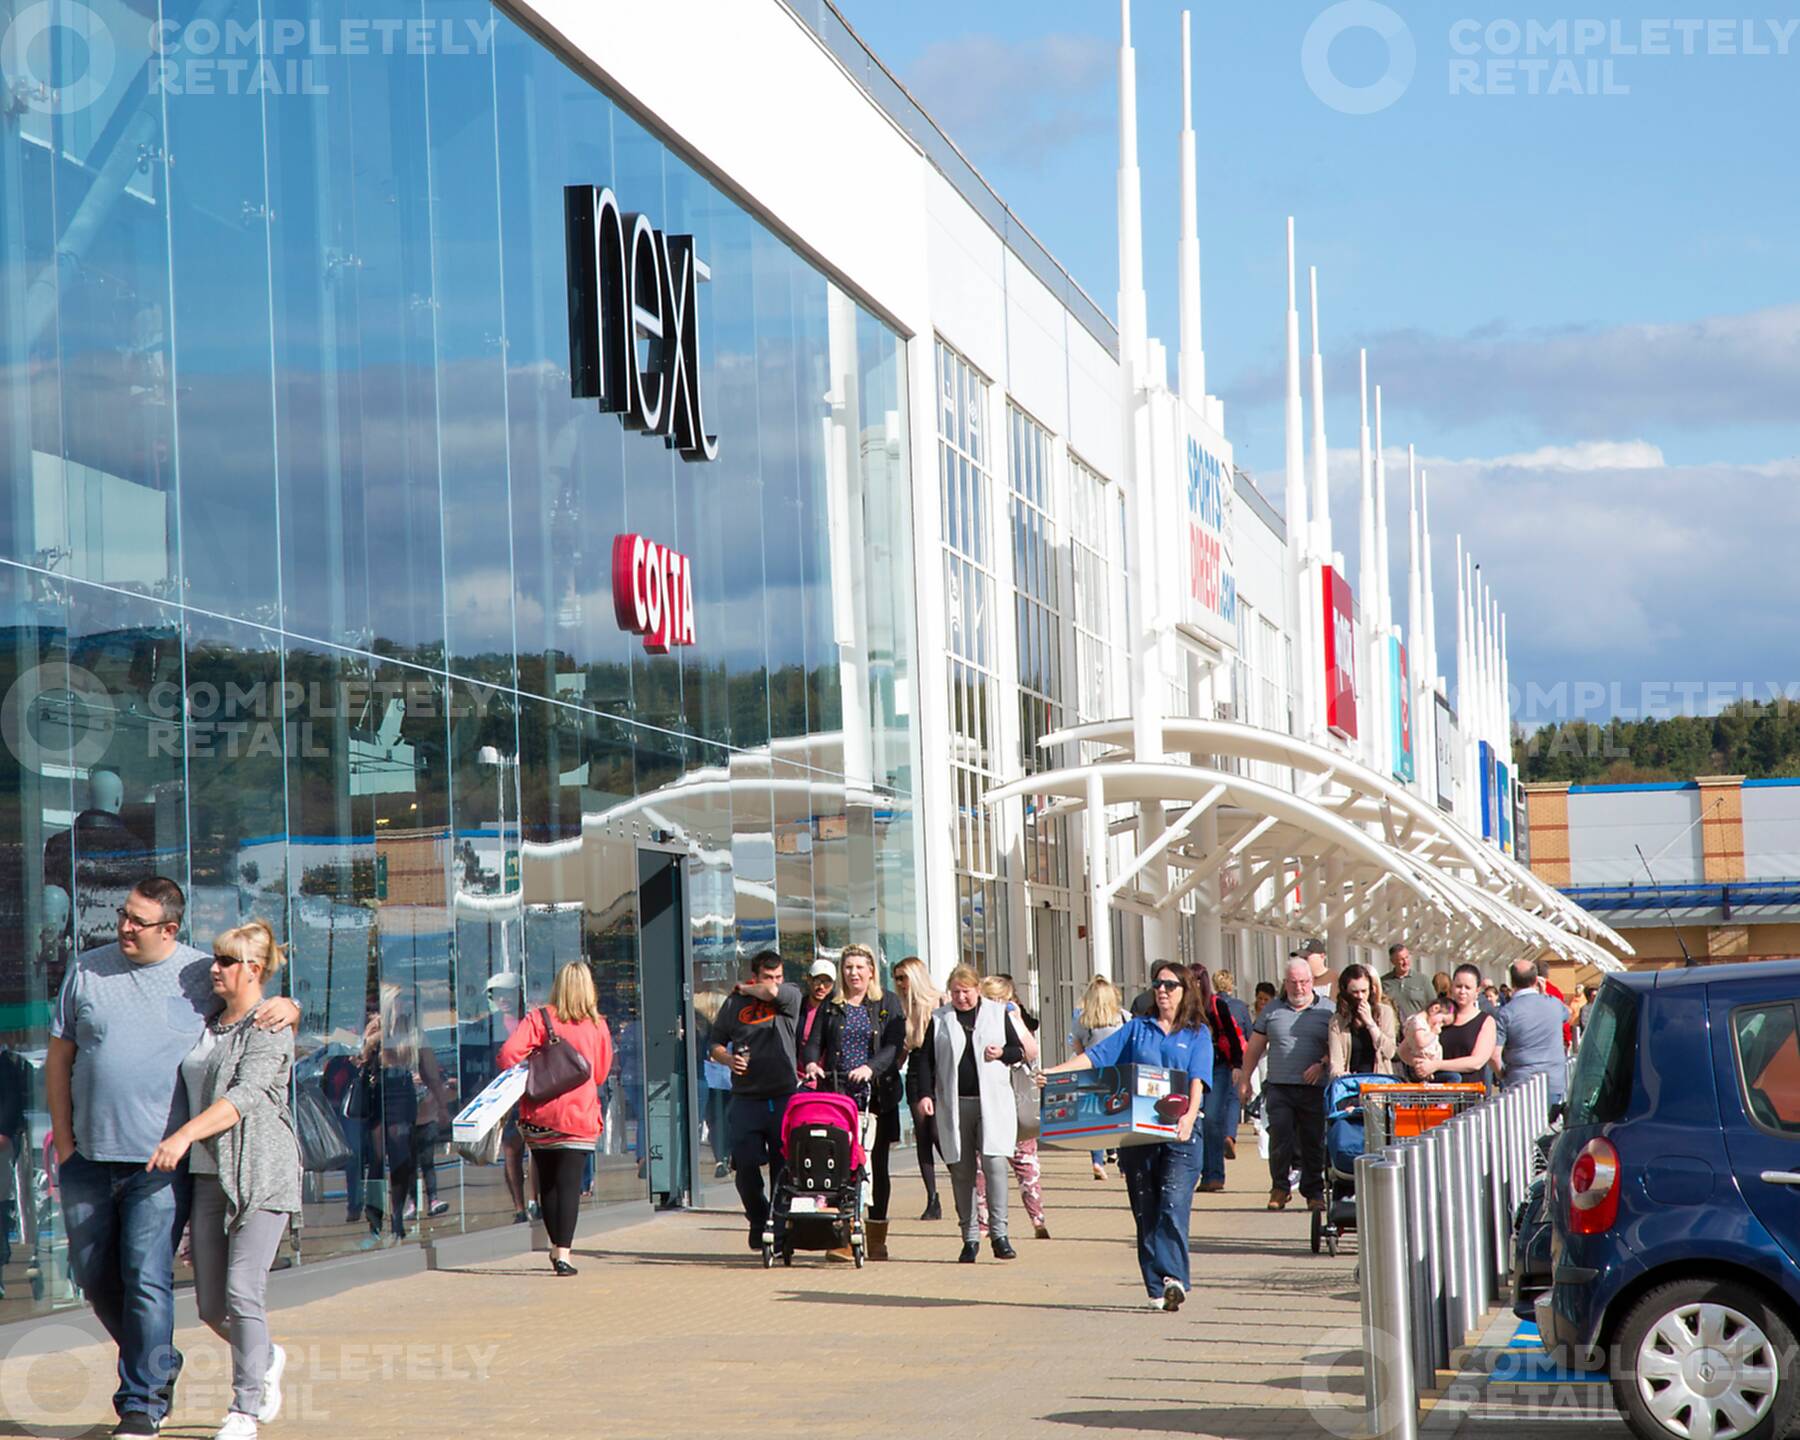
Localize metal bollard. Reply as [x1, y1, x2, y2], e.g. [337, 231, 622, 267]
[1440, 1116, 1468, 1346]
[1400, 1138, 1437, 1386]
[1421, 1128, 1450, 1375]
[1460, 1116, 1488, 1331]
[1465, 1112, 1488, 1315]
[1357, 1153, 1420, 1440]
[1487, 1103, 1511, 1296]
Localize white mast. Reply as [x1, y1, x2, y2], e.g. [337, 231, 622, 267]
[1406, 443, 1424, 788]
[1500, 608, 1513, 771]
[1455, 537, 1471, 829]
[1308, 268, 1331, 564]
[1176, 9, 1205, 410]
[1116, 0, 1148, 379]
[1283, 219, 1312, 738]
[1420, 467, 1441, 803]
[1372, 385, 1391, 774]
[1307, 268, 1334, 751]
[1357, 352, 1378, 770]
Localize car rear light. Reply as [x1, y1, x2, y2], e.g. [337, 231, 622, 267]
[1567, 1137, 1620, 1235]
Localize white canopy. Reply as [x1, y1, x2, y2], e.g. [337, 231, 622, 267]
[985, 717, 1628, 974]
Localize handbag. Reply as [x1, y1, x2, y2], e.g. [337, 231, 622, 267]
[294, 1080, 352, 1172]
[1011, 1063, 1042, 1141]
[524, 1008, 592, 1105]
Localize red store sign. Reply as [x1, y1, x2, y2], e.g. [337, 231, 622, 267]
[1321, 563, 1358, 740]
[612, 534, 695, 653]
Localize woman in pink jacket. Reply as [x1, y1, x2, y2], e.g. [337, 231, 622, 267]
[498, 963, 615, 1276]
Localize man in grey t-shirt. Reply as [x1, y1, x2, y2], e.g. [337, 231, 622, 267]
[1383, 944, 1436, 1022]
[1495, 959, 1571, 1104]
[1239, 957, 1333, 1212]
[47, 876, 296, 1436]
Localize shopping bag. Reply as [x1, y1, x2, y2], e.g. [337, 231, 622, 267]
[454, 1120, 507, 1167]
[294, 1080, 352, 1172]
[1012, 1064, 1042, 1142]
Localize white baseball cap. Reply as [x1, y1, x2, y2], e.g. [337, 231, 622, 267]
[807, 959, 837, 980]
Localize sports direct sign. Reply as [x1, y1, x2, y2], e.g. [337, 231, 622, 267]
[612, 534, 695, 653]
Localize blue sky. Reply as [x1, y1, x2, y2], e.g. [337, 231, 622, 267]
[833, 0, 1800, 729]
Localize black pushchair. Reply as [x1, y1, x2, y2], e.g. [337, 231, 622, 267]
[762, 1088, 867, 1268]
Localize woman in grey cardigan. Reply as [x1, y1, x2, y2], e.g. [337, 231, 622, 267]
[149, 919, 301, 1440]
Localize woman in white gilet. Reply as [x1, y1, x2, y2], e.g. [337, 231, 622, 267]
[914, 964, 1030, 1261]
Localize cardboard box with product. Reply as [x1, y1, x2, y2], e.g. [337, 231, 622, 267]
[1038, 1064, 1191, 1150]
[451, 1062, 528, 1144]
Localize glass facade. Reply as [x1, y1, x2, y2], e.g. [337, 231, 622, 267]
[0, 1, 919, 1317]
[936, 340, 1003, 973]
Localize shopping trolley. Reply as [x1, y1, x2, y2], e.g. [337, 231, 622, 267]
[1313, 1080, 1485, 1256]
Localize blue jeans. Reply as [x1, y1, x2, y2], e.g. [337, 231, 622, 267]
[1201, 1057, 1240, 1186]
[59, 1152, 188, 1421]
[1119, 1127, 1204, 1296]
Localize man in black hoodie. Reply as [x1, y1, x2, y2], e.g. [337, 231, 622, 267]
[708, 950, 803, 1251]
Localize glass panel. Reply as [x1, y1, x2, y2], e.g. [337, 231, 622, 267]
[0, 565, 73, 1321]
[426, 6, 516, 684]
[163, 0, 280, 624]
[284, 642, 450, 1260]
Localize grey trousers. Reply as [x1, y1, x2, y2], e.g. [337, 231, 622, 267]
[947, 1098, 1010, 1242]
[190, 1176, 287, 1415]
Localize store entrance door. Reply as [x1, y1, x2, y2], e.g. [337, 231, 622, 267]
[636, 850, 692, 1208]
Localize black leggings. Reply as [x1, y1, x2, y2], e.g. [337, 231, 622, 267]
[871, 1111, 900, 1221]
[912, 1104, 939, 1202]
[532, 1147, 588, 1249]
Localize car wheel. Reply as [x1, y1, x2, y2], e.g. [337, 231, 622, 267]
[1611, 1278, 1798, 1440]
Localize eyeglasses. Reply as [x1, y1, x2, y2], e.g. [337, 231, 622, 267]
[117, 908, 170, 931]
[1151, 979, 1182, 992]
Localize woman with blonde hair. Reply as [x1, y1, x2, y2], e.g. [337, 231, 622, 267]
[499, 962, 615, 1275]
[801, 943, 905, 1259]
[148, 920, 300, 1439]
[912, 964, 1030, 1261]
[973, 974, 1048, 1239]
[892, 956, 944, 1221]
[1074, 976, 1125, 1180]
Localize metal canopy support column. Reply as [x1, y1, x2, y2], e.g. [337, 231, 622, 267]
[1087, 768, 1113, 980]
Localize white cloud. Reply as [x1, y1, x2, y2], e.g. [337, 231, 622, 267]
[902, 33, 1112, 170]
[1226, 303, 1800, 435]
[1256, 446, 1800, 721]
[1482, 440, 1664, 471]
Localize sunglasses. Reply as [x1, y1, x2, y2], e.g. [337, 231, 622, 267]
[1151, 978, 1183, 992]
[211, 953, 245, 968]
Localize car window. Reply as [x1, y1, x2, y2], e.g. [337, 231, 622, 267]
[1732, 1002, 1800, 1136]
[1564, 981, 1638, 1127]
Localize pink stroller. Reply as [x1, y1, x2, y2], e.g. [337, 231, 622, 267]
[762, 1090, 867, 1268]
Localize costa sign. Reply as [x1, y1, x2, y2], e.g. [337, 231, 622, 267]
[612, 534, 695, 653]
[564, 184, 718, 462]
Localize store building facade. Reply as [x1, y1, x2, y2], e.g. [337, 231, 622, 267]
[0, 0, 931, 1316]
[1, 0, 1567, 1324]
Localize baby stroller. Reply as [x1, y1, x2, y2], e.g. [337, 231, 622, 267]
[1315, 1074, 1399, 1257]
[763, 1089, 867, 1269]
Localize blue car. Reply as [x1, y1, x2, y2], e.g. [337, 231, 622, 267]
[1538, 960, 1800, 1440]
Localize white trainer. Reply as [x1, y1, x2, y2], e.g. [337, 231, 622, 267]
[214, 1411, 258, 1440]
[1162, 1279, 1187, 1313]
[1145, 1295, 1167, 1311]
[256, 1344, 286, 1425]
